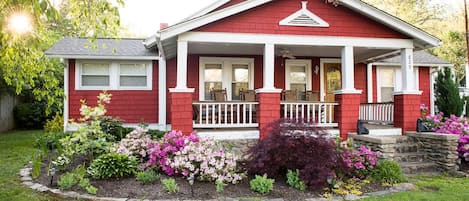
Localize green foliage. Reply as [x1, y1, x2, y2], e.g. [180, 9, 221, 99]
[286, 169, 306, 191]
[435, 68, 464, 117]
[58, 172, 77, 190]
[78, 178, 90, 189]
[44, 114, 64, 133]
[31, 153, 43, 179]
[146, 129, 166, 140]
[34, 131, 67, 151]
[371, 160, 406, 185]
[13, 102, 47, 129]
[215, 180, 227, 193]
[136, 170, 159, 185]
[99, 116, 125, 141]
[250, 174, 274, 195]
[87, 153, 138, 179]
[161, 178, 179, 194]
[85, 185, 98, 195]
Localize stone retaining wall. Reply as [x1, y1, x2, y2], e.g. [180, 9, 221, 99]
[218, 139, 258, 160]
[348, 134, 398, 161]
[406, 132, 460, 172]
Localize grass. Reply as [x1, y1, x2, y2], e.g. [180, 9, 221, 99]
[362, 175, 469, 201]
[1, 130, 469, 201]
[0, 130, 73, 201]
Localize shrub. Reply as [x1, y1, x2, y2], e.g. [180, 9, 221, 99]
[161, 178, 179, 194]
[286, 169, 306, 190]
[79, 178, 91, 189]
[44, 114, 64, 133]
[58, 173, 77, 190]
[136, 170, 160, 184]
[114, 127, 152, 160]
[99, 116, 125, 141]
[87, 153, 138, 179]
[371, 160, 406, 184]
[169, 137, 244, 184]
[435, 68, 464, 117]
[215, 180, 226, 193]
[250, 174, 274, 194]
[86, 185, 98, 195]
[147, 129, 166, 140]
[35, 131, 67, 151]
[13, 102, 47, 129]
[146, 130, 199, 175]
[247, 119, 346, 188]
[342, 146, 378, 179]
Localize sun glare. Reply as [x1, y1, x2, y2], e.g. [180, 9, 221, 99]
[8, 12, 33, 34]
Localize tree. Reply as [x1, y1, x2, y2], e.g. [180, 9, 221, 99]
[0, 0, 123, 114]
[435, 67, 464, 117]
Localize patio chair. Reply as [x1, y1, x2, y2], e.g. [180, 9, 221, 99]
[210, 88, 227, 102]
[282, 90, 298, 101]
[240, 89, 256, 102]
[305, 91, 320, 102]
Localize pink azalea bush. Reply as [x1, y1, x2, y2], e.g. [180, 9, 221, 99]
[170, 138, 244, 184]
[342, 146, 378, 179]
[146, 130, 199, 175]
[423, 113, 469, 161]
[113, 127, 152, 160]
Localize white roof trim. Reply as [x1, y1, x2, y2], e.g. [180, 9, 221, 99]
[182, 0, 231, 21]
[279, 1, 329, 27]
[371, 62, 453, 67]
[46, 54, 160, 60]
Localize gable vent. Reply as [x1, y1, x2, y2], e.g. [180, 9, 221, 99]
[279, 1, 329, 27]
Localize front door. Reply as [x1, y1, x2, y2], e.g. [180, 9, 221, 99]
[324, 63, 342, 102]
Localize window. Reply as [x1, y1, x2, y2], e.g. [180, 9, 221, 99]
[285, 60, 312, 100]
[199, 57, 254, 101]
[76, 60, 152, 90]
[120, 64, 147, 87]
[377, 66, 419, 102]
[81, 63, 110, 86]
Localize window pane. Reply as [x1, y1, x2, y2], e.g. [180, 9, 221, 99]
[232, 65, 249, 82]
[120, 76, 147, 87]
[82, 64, 109, 75]
[82, 75, 109, 86]
[380, 69, 394, 86]
[120, 64, 146, 75]
[204, 64, 222, 82]
[232, 83, 248, 100]
[381, 87, 394, 102]
[204, 82, 222, 100]
[290, 65, 306, 83]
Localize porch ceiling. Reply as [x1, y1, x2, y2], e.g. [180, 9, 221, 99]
[188, 42, 395, 62]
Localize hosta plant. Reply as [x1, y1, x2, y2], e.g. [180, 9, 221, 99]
[87, 153, 138, 179]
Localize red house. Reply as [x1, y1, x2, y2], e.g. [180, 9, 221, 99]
[46, 0, 452, 140]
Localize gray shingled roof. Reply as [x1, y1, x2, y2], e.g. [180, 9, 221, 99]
[45, 37, 158, 59]
[377, 50, 451, 66]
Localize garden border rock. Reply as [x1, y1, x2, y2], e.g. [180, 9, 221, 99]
[20, 162, 415, 201]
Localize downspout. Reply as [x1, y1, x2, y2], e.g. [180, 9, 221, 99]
[156, 36, 168, 131]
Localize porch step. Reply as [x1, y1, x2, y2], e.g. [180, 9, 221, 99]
[395, 143, 422, 153]
[368, 128, 402, 136]
[400, 162, 439, 175]
[394, 153, 426, 163]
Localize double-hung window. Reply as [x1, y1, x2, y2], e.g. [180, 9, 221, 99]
[119, 64, 148, 87]
[203, 63, 223, 100]
[81, 63, 110, 87]
[285, 59, 312, 100]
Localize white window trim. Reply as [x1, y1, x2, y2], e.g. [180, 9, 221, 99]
[75, 60, 152, 90]
[279, 1, 329, 27]
[285, 59, 312, 91]
[320, 58, 341, 102]
[199, 57, 254, 101]
[376, 66, 419, 102]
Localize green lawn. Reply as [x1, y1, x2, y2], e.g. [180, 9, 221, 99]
[0, 130, 68, 201]
[1, 130, 469, 201]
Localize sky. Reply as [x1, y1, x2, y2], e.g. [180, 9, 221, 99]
[119, 0, 462, 37]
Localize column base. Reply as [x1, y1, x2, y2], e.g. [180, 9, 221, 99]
[170, 91, 194, 135]
[256, 92, 281, 140]
[394, 94, 421, 133]
[335, 93, 361, 140]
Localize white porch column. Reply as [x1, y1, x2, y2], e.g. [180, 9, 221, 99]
[263, 43, 275, 90]
[466, 63, 469, 89]
[175, 40, 189, 90]
[336, 46, 361, 94]
[367, 63, 373, 103]
[158, 57, 167, 129]
[399, 48, 420, 93]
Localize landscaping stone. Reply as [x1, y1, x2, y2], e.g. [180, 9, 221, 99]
[390, 183, 415, 192]
[343, 194, 360, 201]
[22, 181, 33, 187]
[30, 183, 43, 190]
[21, 176, 32, 181]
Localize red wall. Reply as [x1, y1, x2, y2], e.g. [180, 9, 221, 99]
[354, 63, 368, 103]
[68, 60, 158, 124]
[419, 67, 431, 108]
[196, 0, 407, 39]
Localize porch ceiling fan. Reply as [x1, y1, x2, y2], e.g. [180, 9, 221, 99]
[279, 49, 296, 59]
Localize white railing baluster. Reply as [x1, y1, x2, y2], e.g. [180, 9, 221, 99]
[358, 102, 394, 124]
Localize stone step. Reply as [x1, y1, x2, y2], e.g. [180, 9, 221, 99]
[394, 143, 422, 153]
[400, 162, 439, 174]
[394, 153, 426, 163]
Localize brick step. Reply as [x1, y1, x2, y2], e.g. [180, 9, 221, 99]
[400, 162, 439, 174]
[394, 153, 426, 163]
[394, 143, 423, 153]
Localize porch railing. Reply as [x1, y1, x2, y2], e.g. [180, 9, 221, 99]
[192, 101, 259, 128]
[280, 102, 339, 127]
[359, 102, 394, 124]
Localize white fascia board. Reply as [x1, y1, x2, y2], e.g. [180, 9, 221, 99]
[159, 0, 273, 41]
[340, 0, 441, 47]
[371, 62, 453, 67]
[182, 0, 231, 21]
[47, 54, 160, 60]
[179, 31, 414, 49]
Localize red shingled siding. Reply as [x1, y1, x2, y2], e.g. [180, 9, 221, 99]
[196, 0, 407, 39]
[419, 67, 431, 108]
[68, 59, 158, 124]
[354, 63, 368, 103]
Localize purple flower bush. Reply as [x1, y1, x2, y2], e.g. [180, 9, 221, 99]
[170, 138, 244, 184]
[342, 146, 378, 179]
[113, 127, 152, 160]
[423, 113, 469, 161]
